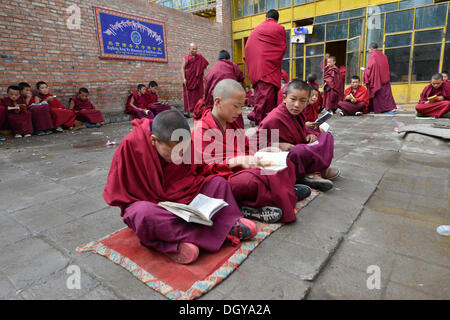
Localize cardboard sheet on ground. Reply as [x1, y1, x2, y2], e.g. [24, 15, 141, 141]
[398, 124, 450, 140]
[77, 190, 320, 300]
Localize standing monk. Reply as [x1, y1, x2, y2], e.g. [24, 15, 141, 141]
[182, 43, 209, 117]
[323, 56, 344, 112]
[337, 76, 370, 116]
[245, 9, 287, 125]
[415, 73, 450, 118]
[363, 42, 397, 113]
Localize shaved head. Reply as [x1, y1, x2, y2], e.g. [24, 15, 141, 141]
[212, 79, 246, 125]
[213, 79, 245, 101]
[151, 109, 190, 144]
[189, 43, 198, 56]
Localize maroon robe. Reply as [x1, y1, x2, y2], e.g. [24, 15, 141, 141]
[103, 118, 241, 254]
[255, 103, 334, 181]
[204, 59, 244, 107]
[338, 85, 370, 115]
[323, 65, 344, 112]
[18, 95, 53, 131]
[415, 82, 450, 118]
[192, 110, 298, 223]
[0, 103, 6, 130]
[245, 18, 286, 125]
[38, 93, 76, 128]
[363, 50, 397, 113]
[144, 89, 171, 116]
[183, 54, 209, 113]
[70, 95, 104, 124]
[2, 97, 33, 135]
[125, 92, 154, 119]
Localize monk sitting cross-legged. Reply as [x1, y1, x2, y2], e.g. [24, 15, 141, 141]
[415, 73, 450, 118]
[2, 85, 34, 139]
[125, 84, 155, 120]
[336, 75, 370, 117]
[254, 79, 340, 192]
[144, 81, 171, 116]
[69, 87, 104, 128]
[192, 79, 311, 225]
[103, 110, 257, 265]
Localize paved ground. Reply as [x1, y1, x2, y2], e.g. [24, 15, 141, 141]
[0, 111, 449, 300]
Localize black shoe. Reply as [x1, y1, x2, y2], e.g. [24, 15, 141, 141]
[294, 184, 311, 201]
[241, 206, 282, 223]
[299, 175, 333, 192]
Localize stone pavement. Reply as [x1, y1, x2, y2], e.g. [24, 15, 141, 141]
[0, 112, 449, 300]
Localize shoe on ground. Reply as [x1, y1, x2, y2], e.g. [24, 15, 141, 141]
[95, 122, 101, 128]
[299, 173, 333, 192]
[14, 134, 23, 139]
[24, 134, 32, 138]
[229, 218, 257, 240]
[0, 135, 5, 141]
[35, 130, 46, 136]
[241, 206, 282, 224]
[55, 126, 63, 132]
[355, 111, 363, 116]
[294, 184, 311, 201]
[44, 130, 53, 135]
[321, 167, 340, 181]
[165, 242, 199, 265]
[84, 122, 96, 128]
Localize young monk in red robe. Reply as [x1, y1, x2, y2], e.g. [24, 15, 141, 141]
[125, 84, 154, 120]
[442, 71, 449, 83]
[182, 43, 209, 116]
[2, 86, 33, 138]
[254, 79, 339, 192]
[69, 88, 104, 128]
[18, 82, 53, 136]
[337, 76, 370, 116]
[144, 81, 171, 116]
[415, 73, 450, 118]
[192, 79, 311, 224]
[245, 10, 286, 125]
[363, 42, 397, 113]
[307, 73, 323, 113]
[323, 56, 344, 113]
[103, 110, 256, 264]
[0, 100, 6, 141]
[302, 85, 321, 123]
[36, 81, 76, 132]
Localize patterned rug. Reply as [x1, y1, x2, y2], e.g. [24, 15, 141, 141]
[76, 190, 320, 300]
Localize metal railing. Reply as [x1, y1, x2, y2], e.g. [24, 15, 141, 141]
[151, 0, 216, 11]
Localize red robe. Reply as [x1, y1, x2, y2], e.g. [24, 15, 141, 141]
[0, 101, 6, 130]
[2, 97, 33, 135]
[337, 85, 370, 115]
[143, 89, 171, 116]
[204, 59, 244, 107]
[183, 54, 209, 113]
[18, 95, 53, 131]
[415, 82, 450, 118]
[70, 95, 104, 124]
[125, 91, 154, 119]
[38, 93, 76, 128]
[192, 110, 298, 223]
[245, 18, 287, 125]
[323, 66, 344, 111]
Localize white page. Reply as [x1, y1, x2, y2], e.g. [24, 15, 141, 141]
[254, 151, 289, 171]
[189, 194, 228, 220]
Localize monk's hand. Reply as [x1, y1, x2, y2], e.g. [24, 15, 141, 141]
[275, 142, 294, 152]
[228, 155, 259, 169]
[351, 98, 357, 104]
[306, 134, 318, 144]
[345, 95, 352, 101]
[438, 96, 445, 101]
[305, 122, 319, 130]
[45, 96, 54, 102]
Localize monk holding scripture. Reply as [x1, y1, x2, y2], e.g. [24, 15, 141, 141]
[415, 73, 450, 118]
[182, 43, 209, 117]
[363, 42, 397, 113]
[337, 76, 369, 116]
[245, 9, 287, 125]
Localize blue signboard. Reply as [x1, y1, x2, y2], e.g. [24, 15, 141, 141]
[94, 7, 168, 63]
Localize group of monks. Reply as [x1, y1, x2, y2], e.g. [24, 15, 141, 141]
[0, 82, 104, 141]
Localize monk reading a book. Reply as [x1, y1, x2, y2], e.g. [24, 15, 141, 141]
[144, 81, 171, 116]
[415, 73, 450, 118]
[103, 109, 256, 265]
[69, 88, 104, 128]
[2, 85, 33, 138]
[125, 84, 155, 120]
[337, 76, 370, 116]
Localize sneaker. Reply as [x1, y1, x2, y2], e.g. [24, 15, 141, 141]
[14, 134, 23, 139]
[95, 122, 101, 128]
[55, 126, 63, 132]
[0, 135, 5, 141]
[294, 184, 311, 201]
[229, 218, 257, 240]
[35, 130, 46, 136]
[241, 206, 282, 223]
[355, 111, 363, 116]
[84, 122, 96, 128]
[299, 173, 333, 192]
[24, 134, 32, 138]
[165, 242, 199, 265]
[321, 167, 340, 181]
[44, 130, 53, 135]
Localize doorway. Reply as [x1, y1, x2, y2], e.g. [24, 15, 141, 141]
[325, 40, 347, 68]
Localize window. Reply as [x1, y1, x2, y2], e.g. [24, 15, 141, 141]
[294, 43, 304, 57]
[414, 29, 443, 45]
[385, 33, 412, 48]
[293, 58, 304, 80]
[369, 2, 398, 14]
[399, 0, 433, 10]
[294, 0, 306, 5]
[278, 0, 291, 8]
[233, 0, 243, 18]
[340, 8, 365, 20]
[326, 20, 348, 41]
[443, 43, 450, 73]
[385, 47, 411, 82]
[254, 0, 265, 13]
[284, 30, 291, 59]
[349, 18, 363, 38]
[366, 14, 384, 49]
[234, 39, 243, 63]
[282, 59, 291, 77]
[305, 56, 324, 85]
[305, 24, 325, 43]
[315, 13, 339, 24]
[346, 52, 360, 84]
[415, 4, 447, 30]
[306, 44, 324, 56]
[243, 0, 253, 16]
[347, 37, 359, 52]
[412, 44, 442, 81]
[385, 10, 414, 34]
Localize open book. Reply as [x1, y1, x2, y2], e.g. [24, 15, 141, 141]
[159, 193, 228, 226]
[427, 95, 439, 103]
[315, 111, 333, 124]
[254, 151, 289, 172]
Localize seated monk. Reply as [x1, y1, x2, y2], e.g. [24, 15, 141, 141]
[18, 82, 53, 136]
[36, 81, 76, 132]
[125, 84, 154, 120]
[442, 71, 449, 83]
[415, 73, 450, 118]
[2, 85, 33, 138]
[307, 73, 324, 114]
[0, 99, 6, 141]
[302, 85, 322, 123]
[192, 79, 311, 224]
[337, 76, 369, 116]
[254, 79, 339, 192]
[144, 81, 171, 116]
[103, 110, 257, 265]
[69, 88, 104, 128]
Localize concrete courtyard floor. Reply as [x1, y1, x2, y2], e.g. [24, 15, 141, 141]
[0, 111, 449, 300]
